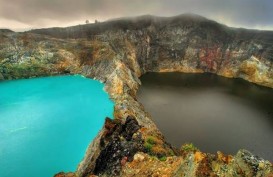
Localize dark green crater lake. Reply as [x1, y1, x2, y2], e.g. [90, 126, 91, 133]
[137, 73, 273, 161]
[0, 75, 114, 177]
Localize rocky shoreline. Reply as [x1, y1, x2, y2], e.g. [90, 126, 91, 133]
[1, 14, 273, 176]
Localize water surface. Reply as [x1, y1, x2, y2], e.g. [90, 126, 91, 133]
[0, 75, 114, 177]
[138, 72, 273, 160]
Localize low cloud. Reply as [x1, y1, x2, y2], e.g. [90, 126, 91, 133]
[0, 0, 272, 31]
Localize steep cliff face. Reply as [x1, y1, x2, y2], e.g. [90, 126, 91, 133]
[1, 14, 273, 176]
[29, 14, 273, 88]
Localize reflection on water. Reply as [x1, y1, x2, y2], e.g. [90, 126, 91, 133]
[137, 72, 273, 160]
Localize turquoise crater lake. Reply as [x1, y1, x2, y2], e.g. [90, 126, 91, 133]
[0, 75, 114, 177]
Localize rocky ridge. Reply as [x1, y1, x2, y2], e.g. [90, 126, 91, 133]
[0, 14, 273, 176]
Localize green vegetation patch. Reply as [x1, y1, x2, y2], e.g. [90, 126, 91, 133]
[181, 143, 199, 152]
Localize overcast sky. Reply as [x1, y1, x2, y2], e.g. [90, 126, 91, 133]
[0, 0, 272, 31]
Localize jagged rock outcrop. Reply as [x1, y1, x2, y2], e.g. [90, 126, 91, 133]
[1, 14, 273, 176]
[120, 149, 273, 177]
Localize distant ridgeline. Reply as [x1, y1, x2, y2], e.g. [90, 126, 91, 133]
[29, 14, 273, 61]
[0, 29, 14, 33]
